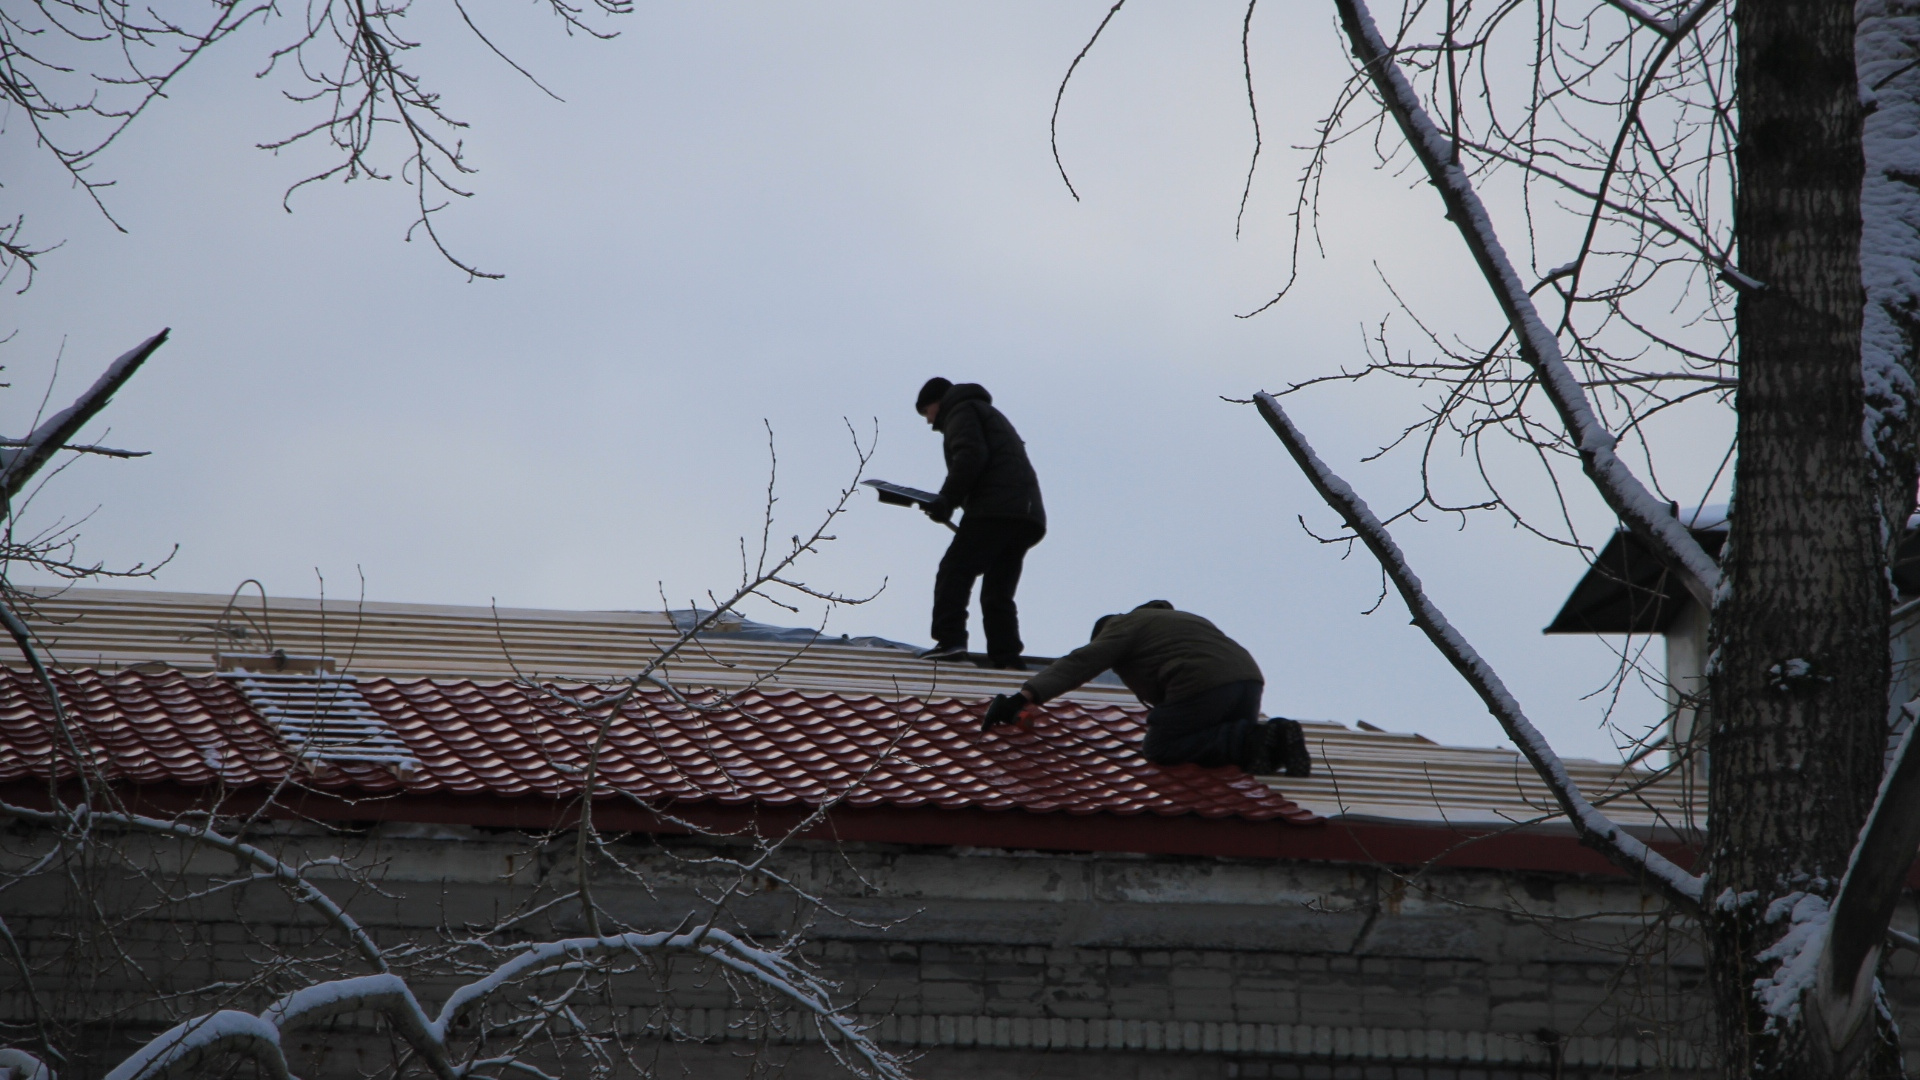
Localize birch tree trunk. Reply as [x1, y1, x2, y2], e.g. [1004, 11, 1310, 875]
[1705, 0, 1895, 1073]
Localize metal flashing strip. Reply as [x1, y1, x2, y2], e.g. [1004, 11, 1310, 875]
[221, 672, 418, 770]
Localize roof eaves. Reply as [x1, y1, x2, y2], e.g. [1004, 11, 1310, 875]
[0, 781, 1706, 877]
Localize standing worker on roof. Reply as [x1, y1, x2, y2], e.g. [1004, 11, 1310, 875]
[983, 601, 1313, 777]
[914, 377, 1046, 670]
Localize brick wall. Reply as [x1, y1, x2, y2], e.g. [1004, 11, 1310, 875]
[5, 820, 1915, 1078]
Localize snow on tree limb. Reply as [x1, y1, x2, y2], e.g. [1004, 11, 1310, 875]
[1329, 0, 1723, 607]
[0, 1048, 54, 1080]
[103, 1011, 290, 1080]
[1857, 0, 1920, 505]
[0, 800, 389, 973]
[0, 330, 166, 512]
[1599, 0, 1715, 36]
[1254, 391, 1705, 910]
[96, 931, 910, 1080]
[1808, 703, 1920, 1052]
[3, 794, 907, 1079]
[432, 930, 906, 1078]
[1598, 0, 1675, 34]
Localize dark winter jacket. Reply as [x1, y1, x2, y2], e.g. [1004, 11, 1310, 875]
[933, 383, 1046, 529]
[1023, 601, 1263, 706]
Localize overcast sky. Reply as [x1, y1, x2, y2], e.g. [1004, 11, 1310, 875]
[3, 2, 1732, 760]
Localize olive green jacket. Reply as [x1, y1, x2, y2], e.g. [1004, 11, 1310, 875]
[1022, 601, 1263, 706]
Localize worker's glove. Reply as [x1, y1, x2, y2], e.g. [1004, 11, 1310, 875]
[982, 693, 1024, 733]
[924, 496, 954, 525]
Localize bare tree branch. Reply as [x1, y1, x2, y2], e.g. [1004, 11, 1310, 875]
[1050, 0, 1128, 202]
[0, 801, 390, 973]
[108, 927, 909, 1080]
[0, 331, 166, 512]
[1330, 0, 1724, 606]
[0, 439, 146, 459]
[1255, 390, 1704, 910]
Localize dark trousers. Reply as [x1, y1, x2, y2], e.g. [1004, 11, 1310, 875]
[1141, 680, 1264, 769]
[931, 516, 1043, 660]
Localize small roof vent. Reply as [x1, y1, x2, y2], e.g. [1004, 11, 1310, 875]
[221, 671, 418, 770]
[217, 650, 336, 675]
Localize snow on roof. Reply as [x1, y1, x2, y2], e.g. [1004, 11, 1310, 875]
[221, 671, 420, 771]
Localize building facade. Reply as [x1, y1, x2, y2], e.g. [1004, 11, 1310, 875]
[1, 588, 1909, 1079]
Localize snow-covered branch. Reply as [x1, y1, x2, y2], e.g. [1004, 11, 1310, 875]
[103, 1012, 291, 1080]
[1601, 0, 1661, 30]
[1857, 0, 1920, 524]
[0, 438, 145, 459]
[0, 331, 167, 512]
[0, 1048, 54, 1080]
[0, 800, 388, 973]
[102, 930, 910, 1080]
[1808, 703, 1920, 1055]
[1329, 0, 1723, 607]
[1255, 391, 1705, 909]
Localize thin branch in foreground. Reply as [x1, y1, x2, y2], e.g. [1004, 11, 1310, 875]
[0, 800, 390, 973]
[0, 331, 167, 511]
[1050, 0, 1128, 202]
[0, 438, 148, 458]
[1234, 0, 1263, 239]
[1253, 390, 1703, 910]
[101, 927, 907, 1080]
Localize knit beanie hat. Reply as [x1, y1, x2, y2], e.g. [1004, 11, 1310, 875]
[916, 377, 953, 412]
[1091, 600, 1172, 640]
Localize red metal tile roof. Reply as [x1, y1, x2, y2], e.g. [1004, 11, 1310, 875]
[0, 669, 1313, 824]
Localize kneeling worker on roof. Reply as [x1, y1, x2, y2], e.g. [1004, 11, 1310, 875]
[984, 601, 1312, 777]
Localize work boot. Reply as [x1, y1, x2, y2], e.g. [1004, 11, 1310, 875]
[1275, 717, 1312, 777]
[1244, 719, 1312, 777]
[917, 642, 968, 663]
[1242, 722, 1281, 774]
[989, 655, 1027, 672]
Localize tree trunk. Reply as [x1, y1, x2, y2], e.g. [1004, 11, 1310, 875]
[1705, 0, 1893, 1075]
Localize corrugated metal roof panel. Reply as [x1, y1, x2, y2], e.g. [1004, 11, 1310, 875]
[1273, 721, 1698, 832]
[12, 587, 1134, 705]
